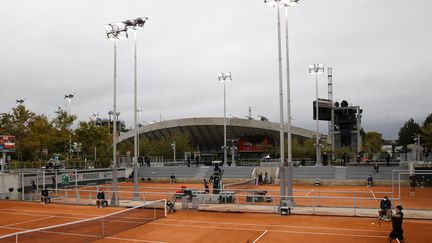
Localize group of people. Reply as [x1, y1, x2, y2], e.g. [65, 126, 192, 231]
[378, 196, 405, 243]
[258, 172, 271, 185]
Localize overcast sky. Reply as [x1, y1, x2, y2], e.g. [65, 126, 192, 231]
[1, 0, 431, 140]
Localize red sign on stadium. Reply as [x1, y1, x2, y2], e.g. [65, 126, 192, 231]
[0, 135, 16, 152]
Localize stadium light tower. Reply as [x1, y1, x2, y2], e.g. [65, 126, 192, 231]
[309, 63, 325, 166]
[264, 0, 298, 206]
[64, 93, 75, 160]
[217, 72, 232, 167]
[124, 17, 148, 201]
[104, 21, 128, 206]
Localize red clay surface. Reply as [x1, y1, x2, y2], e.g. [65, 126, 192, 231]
[72, 181, 432, 209]
[0, 200, 431, 243]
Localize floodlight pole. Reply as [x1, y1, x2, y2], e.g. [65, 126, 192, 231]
[217, 72, 231, 167]
[64, 94, 74, 160]
[283, 3, 294, 205]
[111, 38, 119, 206]
[315, 72, 320, 166]
[132, 29, 139, 201]
[309, 64, 324, 166]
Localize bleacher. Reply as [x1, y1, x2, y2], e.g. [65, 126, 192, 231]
[292, 166, 336, 179]
[346, 164, 409, 180]
[139, 166, 256, 179]
[138, 167, 201, 178]
[203, 167, 255, 179]
[138, 163, 409, 181]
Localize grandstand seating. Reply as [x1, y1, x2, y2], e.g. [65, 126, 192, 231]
[138, 164, 409, 180]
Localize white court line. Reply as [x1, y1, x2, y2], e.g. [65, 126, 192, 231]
[305, 189, 314, 197]
[252, 230, 267, 243]
[149, 222, 387, 239]
[4, 216, 55, 227]
[370, 189, 377, 200]
[2, 209, 101, 217]
[0, 211, 89, 221]
[106, 237, 167, 243]
[159, 218, 389, 233]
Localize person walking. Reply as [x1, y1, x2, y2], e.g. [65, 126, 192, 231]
[388, 205, 405, 243]
[386, 154, 391, 167]
[409, 174, 417, 196]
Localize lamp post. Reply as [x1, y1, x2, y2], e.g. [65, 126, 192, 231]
[104, 21, 128, 206]
[64, 93, 74, 160]
[217, 72, 232, 166]
[124, 17, 148, 201]
[282, 0, 299, 205]
[309, 64, 325, 166]
[264, 0, 299, 204]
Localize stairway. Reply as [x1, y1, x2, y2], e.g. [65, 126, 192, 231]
[335, 166, 347, 179]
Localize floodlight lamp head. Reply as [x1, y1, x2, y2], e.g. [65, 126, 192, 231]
[282, 0, 299, 6]
[225, 72, 232, 80]
[264, 0, 278, 8]
[135, 17, 148, 28]
[308, 64, 325, 74]
[123, 20, 134, 28]
[217, 73, 224, 80]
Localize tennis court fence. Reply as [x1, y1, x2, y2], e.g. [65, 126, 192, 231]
[0, 199, 166, 243]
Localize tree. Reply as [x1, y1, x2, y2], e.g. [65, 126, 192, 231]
[51, 107, 77, 158]
[27, 114, 55, 161]
[9, 105, 36, 161]
[421, 123, 432, 149]
[74, 120, 111, 161]
[362, 132, 383, 158]
[423, 113, 432, 128]
[397, 118, 421, 146]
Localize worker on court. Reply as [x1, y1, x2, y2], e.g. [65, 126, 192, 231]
[96, 189, 105, 208]
[409, 174, 417, 196]
[379, 196, 392, 221]
[388, 205, 404, 243]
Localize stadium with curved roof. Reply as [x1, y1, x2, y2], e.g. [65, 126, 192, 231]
[118, 117, 319, 156]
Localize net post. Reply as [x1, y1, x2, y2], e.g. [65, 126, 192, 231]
[163, 199, 167, 217]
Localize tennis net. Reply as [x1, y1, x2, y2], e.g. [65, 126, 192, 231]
[0, 199, 166, 243]
[223, 178, 257, 192]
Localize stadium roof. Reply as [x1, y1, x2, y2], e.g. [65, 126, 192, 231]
[117, 117, 319, 152]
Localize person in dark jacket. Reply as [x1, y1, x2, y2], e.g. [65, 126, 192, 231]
[388, 205, 404, 243]
[96, 189, 105, 208]
[409, 175, 417, 196]
[203, 178, 209, 193]
[41, 187, 49, 204]
[379, 196, 392, 221]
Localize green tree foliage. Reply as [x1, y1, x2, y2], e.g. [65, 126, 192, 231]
[421, 123, 432, 149]
[51, 107, 77, 156]
[74, 120, 111, 160]
[138, 133, 193, 160]
[6, 105, 36, 161]
[423, 113, 432, 128]
[362, 132, 383, 157]
[397, 118, 421, 146]
[27, 114, 55, 161]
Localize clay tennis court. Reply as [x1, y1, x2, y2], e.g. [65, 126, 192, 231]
[71, 181, 432, 209]
[0, 200, 431, 243]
